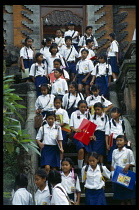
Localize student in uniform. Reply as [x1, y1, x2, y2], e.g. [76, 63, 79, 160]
[78, 26, 98, 51]
[111, 135, 136, 205]
[76, 48, 94, 97]
[81, 152, 111, 205]
[35, 83, 55, 117]
[107, 32, 119, 82]
[62, 81, 84, 118]
[34, 169, 51, 205]
[29, 52, 49, 97]
[105, 107, 126, 163]
[70, 100, 94, 179]
[64, 21, 79, 52]
[45, 43, 65, 75]
[51, 68, 68, 98]
[48, 170, 70, 205]
[36, 111, 64, 174]
[54, 96, 69, 164]
[19, 36, 35, 82]
[86, 84, 113, 116]
[91, 102, 109, 165]
[40, 37, 52, 59]
[61, 36, 78, 81]
[61, 157, 81, 205]
[78, 39, 95, 60]
[90, 53, 112, 99]
[54, 29, 65, 53]
[12, 173, 33, 205]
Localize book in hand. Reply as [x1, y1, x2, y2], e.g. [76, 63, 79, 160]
[112, 165, 136, 190]
[73, 119, 97, 145]
[21, 68, 29, 79]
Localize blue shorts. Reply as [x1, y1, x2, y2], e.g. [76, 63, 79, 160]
[77, 74, 92, 85]
[35, 76, 50, 97]
[95, 76, 109, 99]
[108, 56, 119, 73]
[66, 62, 76, 74]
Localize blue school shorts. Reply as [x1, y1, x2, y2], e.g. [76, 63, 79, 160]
[67, 61, 76, 74]
[76, 74, 92, 85]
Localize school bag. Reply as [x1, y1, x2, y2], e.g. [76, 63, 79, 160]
[56, 186, 76, 205]
[34, 113, 43, 129]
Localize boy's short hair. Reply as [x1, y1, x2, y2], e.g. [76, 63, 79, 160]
[15, 173, 28, 188]
[90, 84, 100, 91]
[85, 26, 93, 31]
[65, 36, 72, 42]
[86, 38, 94, 45]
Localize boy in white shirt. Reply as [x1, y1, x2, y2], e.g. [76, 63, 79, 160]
[54, 29, 65, 53]
[78, 39, 95, 60]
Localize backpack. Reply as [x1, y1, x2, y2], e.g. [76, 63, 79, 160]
[34, 113, 43, 129]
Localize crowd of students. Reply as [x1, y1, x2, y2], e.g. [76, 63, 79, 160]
[12, 21, 135, 205]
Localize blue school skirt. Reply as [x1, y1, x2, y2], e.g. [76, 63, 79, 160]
[85, 188, 106, 205]
[113, 183, 136, 200]
[22, 59, 33, 81]
[72, 132, 92, 153]
[77, 74, 92, 85]
[108, 56, 119, 73]
[107, 138, 117, 162]
[91, 130, 106, 156]
[62, 130, 68, 146]
[35, 76, 50, 97]
[67, 61, 76, 74]
[40, 145, 60, 168]
[95, 76, 109, 99]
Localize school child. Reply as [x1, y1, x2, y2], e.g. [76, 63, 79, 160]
[29, 52, 49, 97]
[78, 39, 95, 60]
[90, 53, 112, 99]
[78, 26, 98, 50]
[61, 157, 81, 205]
[111, 135, 136, 205]
[107, 32, 119, 82]
[45, 43, 65, 75]
[51, 68, 68, 97]
[53, 58, 69, 82]
[34, 169, 51, 205]
[81, 152, 111, 205]
[91, 102, 109, 165]
[64, 21, 79, 52]
[12, 173, 33, 205]
[19, 36, 35, 82]
[54, 96, 69, 163]
[48, 170, 70, 205]
[70, 100, 93, 178]
[86, 84, 113, 115]
[35, 83, 55, 117]
[40, 37, 52, 59]
[36, 111, 64, 174]
[61, 36, 78, 81]
[54, 29, 65, 52]
[105, 107, 126, 163]
[62, 81, 84, 118]
[76, 48, 94, 97]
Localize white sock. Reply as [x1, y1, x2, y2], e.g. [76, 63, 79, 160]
[78, 159, 84, 169]
[113, 78, 117, 82]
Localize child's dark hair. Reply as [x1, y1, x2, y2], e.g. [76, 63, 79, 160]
[54, 95, 62, 103]
[116, 135, 127, 142]
[41, 37, 52, 46]
[69, 81, 78, 91]
[49, 43, 58, 53]
[111, 107, 122, 116]
[109, 32, 115, 39]
[93, 102, 104, 120]
[55, 28, 62, 33]
[14, 173, 28, 189]
[61, 157, 74, 169]
[54, 58, 62, 66]
[35, 52, 43, 60]
[40, 83, 51, 93]
[48, 170, 61, 185]
[54, 68, 63, 75]
[77, 99, 87, 108]
[81, 48, 89, 54]
[77, 100, 90, 120]
[65, 36, 72, 42]
[98, 53, 107, 62]
[86, 38, 94, 45]
[90, 84, 100, 92]
[24, 36, 33, 44]
[35, 169, 48, 180]
[88, 151, 99, 161]
[46, 111, 56, 120]
[85, 26, 93, 31]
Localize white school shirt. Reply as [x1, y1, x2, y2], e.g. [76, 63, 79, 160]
[91, 113, 109, 131]
[50, 183, 69, 205]
[64, 30, 79, 44]
[54, 107, 69, 125]
[29, 63, 47, 77]
[86, 95, 112, 108]
[81, 165, 111, 189]
[54, 37, 65, 47]
[36, 123, 63, 145]
[76, 58, 94, 74]
[12, 188, 33, 205]
[111, 147, 135, 169]
[46, 53, 65, 74]
[78, 34, 98, 48]
[70, 110, 92, 129]
[61, 45, 78, 62]
[40, 46, 51, 59]
[61, 171, 81, 194]
[20, 46, 34, 59]
[108, 40, 119, 57]
[51, 78, 68, 96]
[35, 185, 51, 205]
[105, 118, 125, 139]
[91, 62, 112, 77]
[62, 92, 84, 109]
[35, 94, 55, 112]
[78, 47, 95, 59]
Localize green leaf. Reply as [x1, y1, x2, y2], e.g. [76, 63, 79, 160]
[21, 143, 29, 152]
[5, 143, 14, 154]
[25, 143, 41, 156]
[20, 139, 32, 143]
[14, 110, 24, 122]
